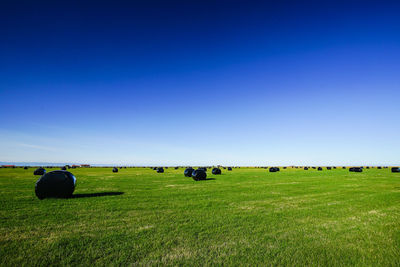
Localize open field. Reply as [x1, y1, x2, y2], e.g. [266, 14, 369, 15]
[1, 167, 400, 266]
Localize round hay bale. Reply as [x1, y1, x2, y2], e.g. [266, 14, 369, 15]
[269, 167, 279, 172]
[153, 167, 157, 170]
[175, 167, 179, 170]
[377, 166, 382, 169]
[157, 167, 164, 173]
[35, 170, 76, 200]
[327, 167, 332, 170]
[227, 167, 232, 171]
[212, 168, 221, 175]
[342, 167, 346, 169]
[192, 169, 207, 181]
[304, 167, 308, 170]
[391, 167, 400, 173]
[184, 167, 194, 177]
[61, 166, 67, 170]
[24, 166, 28, 170]
[112, 167, 118, 173]
[34, 168, 46, 175]
[317, 167, 323, 171]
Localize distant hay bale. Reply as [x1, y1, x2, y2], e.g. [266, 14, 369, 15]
[304, 167, 308, 170]
[227, 167, 232, 171]
[212, 168, 222, 175]
[24, 166, 28, 170]
[35, 170, 76, 200]
[61, 166, 67, 170]
[34, 168, 46, 175]
[377, 167, 382, 169]
[343, 167, 346, 169]
[184, 167, 194, 177]
[327, 167, 332, 170]
[157, 167, 164, 173]
[192, 169, 207, 181]
[112, 167, 118, 173]
[317, 167, 322, 171]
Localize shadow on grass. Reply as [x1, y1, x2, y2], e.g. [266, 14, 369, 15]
[205, 178, 216, 181]
[72, 192, 124, 198]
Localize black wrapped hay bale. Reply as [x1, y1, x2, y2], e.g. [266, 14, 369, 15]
[157, 167, 164, 173]
[24, 166, 28, 170]
[391, 167, 400, 173]
[327, 167, 332, 170]
[61, 166, 67, 170]
[212, 168, 221, 175]
[269, 167, 279, 172]
[317, 167, 323, 171]
[304, 167, 308, 170]
[35, 170, 76, 200]
[343, 167, 346, 169]
[184, 167, 194, 177]
[227, 167, 232, 171]
[349, 167, 363, 172]
[34, 167, 46, 175]
[192, 169, 207, 181]
[153, 167, 157, 170]
[112, 167, 118, 173]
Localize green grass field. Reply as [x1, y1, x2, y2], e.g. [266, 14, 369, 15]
[1, 167, 399, 266]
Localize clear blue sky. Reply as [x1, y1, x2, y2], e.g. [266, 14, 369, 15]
[0, 1, 399, 166]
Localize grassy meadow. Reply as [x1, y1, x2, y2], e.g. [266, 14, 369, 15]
[1, 167, 400, 266]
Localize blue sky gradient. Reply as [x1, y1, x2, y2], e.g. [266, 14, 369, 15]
[1, 1, 399, 165]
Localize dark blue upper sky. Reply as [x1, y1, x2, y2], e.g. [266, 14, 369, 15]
[1, 1, 399, 165]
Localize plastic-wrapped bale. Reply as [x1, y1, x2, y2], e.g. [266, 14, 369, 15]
[157, 167, 164, 173]
[391, 167, 400, 173]
[153, 167, 157, 170]
[192, 169, 207, 181]
[112, 167, 118, 173]
[175, 167, 179, 170]
[349, 167, 363, 172]
[184, 168, 194, 177]
[377, 166, 382, 169]
[199, 167, 207, 172]
[317, 167, 323, 171]
[269, 167, 279, 172]
[34, 167, 46, 175]
[283, 167, 287, 169]
[61, 166, 67, 170]
[212, 168, 222, 175]
[327, 167, 332, 170]
[304, 167, 308, 170]
[343, 167, 346, 169]
[24, 166, 28, 170]
[35, 170, 76, 200]
[227, 167, 232, 171]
